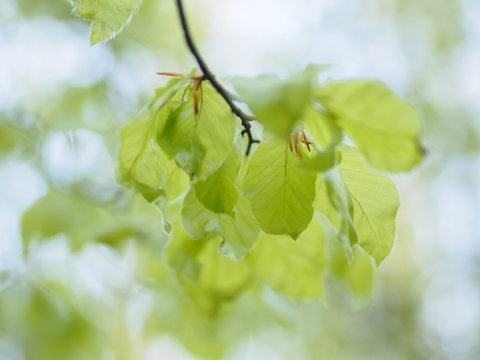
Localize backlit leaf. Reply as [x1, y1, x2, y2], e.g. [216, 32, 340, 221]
[339, 145, 399, 264]
[315, 170, 358, 259]
[219, 196, 261, 260]
[250, 213, 328, 299]
[318, 80, 423, 172]
[242, 138, 317, 237]
[182, 189, 222, 240]
[182, 190, 260, 259]
[232, 65, 322, 138]
[22, 191, 168, 250]
[158, 83, 236, 179]
[70, 0, 142, 45]
[118, 78, 189, 202]
[298, 108, 342, 172]
[194, 149, 240, 216]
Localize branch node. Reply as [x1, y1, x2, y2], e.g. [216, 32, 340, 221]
[175, 0, 260, 156]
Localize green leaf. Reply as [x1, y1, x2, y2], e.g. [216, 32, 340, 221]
[158, 83, 237, 179]
[192, 238, 252, 314]
[182, 189, 222, 241]
[327, 240, 375, 298]
[118, 78, 189, 202]
[242, 139, 317, 237]
[0, 123, 22, 152]
[232, 65, 322, 138]
[70, 0, 142, 45]
[250, 213, 328, 299]
[165, 217, 206, 283]
[182, 189, 261, 259]
[219, 196, 261, 260]
[118, 110, 172, 201]
[315, 170, 358, 259]
[339, 145, 399, 264]
[165, 221, 251, 314]
[318, 80, 424, 172]
[298, 108, 342, 172]
[22, 191, 168, 250]
[318, 213, 374, 298]
[194, 149, 240, 216]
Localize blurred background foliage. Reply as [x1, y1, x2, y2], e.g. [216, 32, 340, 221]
[0, 0, 479, 359]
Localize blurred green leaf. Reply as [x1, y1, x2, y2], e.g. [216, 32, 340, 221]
[232, 65, 322, 138]
[22, 191, 168, 250]
[298, 108, 342, 172]
[182, 189, 261, 259]
[24, 289, 104, 360]
[165, 220, 251, 315]
[318, 80, 423, 172]
[182, 189, 222, 240]
[70, 0, 143, 45]
[250, 213, 328, 299]
[219, 195, 261, 260]
[0, 123, 23, 153]
[187, 238, 252, 314]
[320, 213, 375, 298]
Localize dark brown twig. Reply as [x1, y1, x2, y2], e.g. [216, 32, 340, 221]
[174, 0, 260, 155]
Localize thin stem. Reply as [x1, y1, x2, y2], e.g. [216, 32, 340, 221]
[174, 0, 260, 155]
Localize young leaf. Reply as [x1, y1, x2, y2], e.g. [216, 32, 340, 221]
[165, 221, 251, 314]
[316, 170, 358, 259]
[194, 149, 240, 216]
[165, 217, 206, 282]
[118, 109, 172, 201]
[232, 65, 322, 138]
[219, 196, 261, 261]
[250, 213, 328, 299]
[182, 190, 261, 259]
[242, 138, 317, 237]
[344, 247, 375, 297]
[158, 83, 236, 179]
[182, 189, 222, 240]
[70, 0, 142, 45]
[191, 238, 252, 314]
[22, 191, 168, 251]
[318, 80, 424, 172]
[320, 213, 375, 298]
[339, 145, 399, 264]
[118, 78, 190, 201]
[298, 108, 342, 172]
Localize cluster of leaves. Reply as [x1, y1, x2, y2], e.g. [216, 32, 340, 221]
[115, 65, 423, 309]
[7, 1, 425, 357]
[9, 0, 410, 315]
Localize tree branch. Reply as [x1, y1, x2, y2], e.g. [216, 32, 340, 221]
[174, 0, 260, 155]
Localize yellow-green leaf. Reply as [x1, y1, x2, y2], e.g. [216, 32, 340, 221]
[339, 145, 399, 264]
[194, 149, 240, 216]
[118, 79, 188, 202]
[71, 0, 142, 45]
[250, 213, 328, 299]
[318, 80, 423, 172]
[158, 83, 236, 179]
[219, 196, 261, 260]
[242, 139, 317, 237]
[232, 65, 322, 138]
